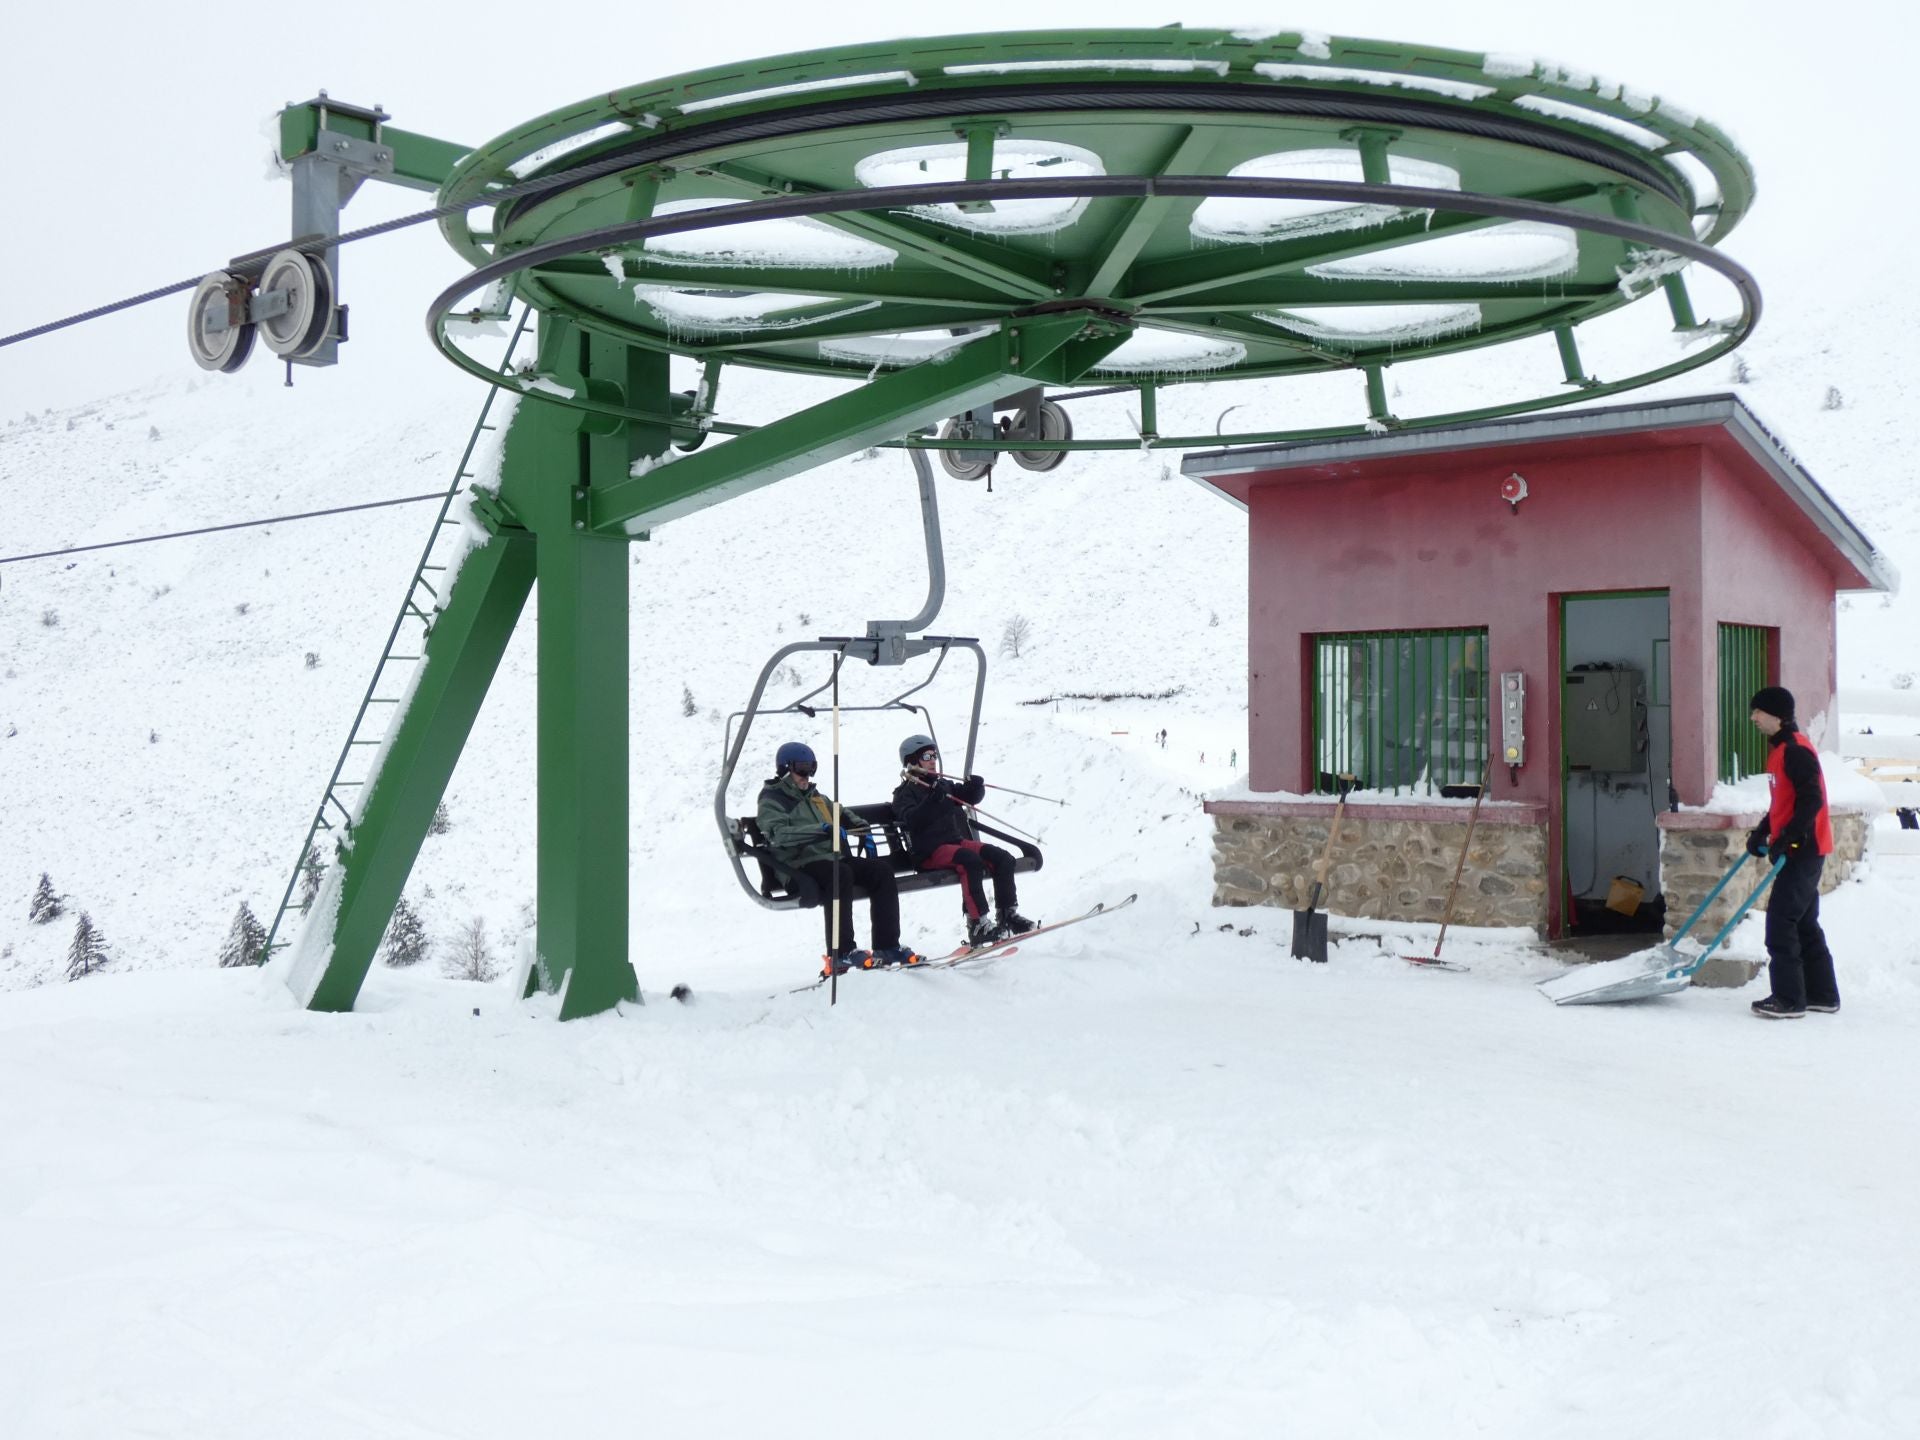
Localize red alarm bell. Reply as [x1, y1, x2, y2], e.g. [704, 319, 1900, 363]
[1501, 472, 1528, 513]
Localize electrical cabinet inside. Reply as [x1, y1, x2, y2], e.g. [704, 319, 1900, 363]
[1564, 665, 1646, 772]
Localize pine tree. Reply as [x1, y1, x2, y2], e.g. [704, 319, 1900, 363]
[29, 872, 63, 924]
[681, 684, 697, 717]
[217, 902, 266, 968]
[67, 912, 109, 980]
[298, 845, 325, 914]
[429, 801, 451, 836]
[383, 896, 429, 967]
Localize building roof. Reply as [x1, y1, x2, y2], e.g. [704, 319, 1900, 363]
[1181, 393, 1897, 593]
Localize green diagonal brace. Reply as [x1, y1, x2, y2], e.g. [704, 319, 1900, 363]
[284, 529, 536, 1012]
[1084, 127, 1217, 298]
[589, 312, 1093, 534]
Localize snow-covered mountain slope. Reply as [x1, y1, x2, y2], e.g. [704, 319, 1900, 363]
[4, 220, 1920, 1437]
[2, 265, 1912, 990]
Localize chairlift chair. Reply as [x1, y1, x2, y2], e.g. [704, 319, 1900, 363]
[715, 637, 1042, 909]
[714, 448, 1043, 910]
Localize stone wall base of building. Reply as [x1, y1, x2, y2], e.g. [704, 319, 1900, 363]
[1207, 802, 1549, 932]
[1657, 809, 1869, 987]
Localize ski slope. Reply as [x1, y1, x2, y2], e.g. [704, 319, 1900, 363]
[4, 123, 1920, 1440]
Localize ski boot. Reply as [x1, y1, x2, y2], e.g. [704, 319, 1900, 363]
[824, 950, 871, 977]
[966, 915, 1002, 950]
[996, 907, 1037, 938]
[870, 945, 925, 968]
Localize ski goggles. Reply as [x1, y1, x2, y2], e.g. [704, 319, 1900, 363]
[787, 762, 817, 777]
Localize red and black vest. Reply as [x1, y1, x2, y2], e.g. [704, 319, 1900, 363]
[1765, 730, 1834, 856]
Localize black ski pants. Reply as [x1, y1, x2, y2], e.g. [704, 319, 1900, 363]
[922, 840, 1018, 919]
[800, 856, 901, 956]
[1764, 851, 1839, 1010]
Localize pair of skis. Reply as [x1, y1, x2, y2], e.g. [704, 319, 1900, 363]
[787, 894, 1136, 994]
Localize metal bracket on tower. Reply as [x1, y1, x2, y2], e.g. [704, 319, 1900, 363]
[281, 95, 396, 367]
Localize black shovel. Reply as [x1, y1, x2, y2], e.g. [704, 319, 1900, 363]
[1291, 775, 1354, 962]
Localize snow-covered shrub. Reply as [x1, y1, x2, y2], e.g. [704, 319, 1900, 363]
[217, 902, 266, 968]
[383, 897, 429, 968]
[67, 913, 109, 980]
[446, 916, 497, 982]
[1000, 614, 1033, 659]
[29, 872, 63, 924]
[298, 845, 324, 914]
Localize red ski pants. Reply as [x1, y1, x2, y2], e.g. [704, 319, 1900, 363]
[922, 840, 1018, 919]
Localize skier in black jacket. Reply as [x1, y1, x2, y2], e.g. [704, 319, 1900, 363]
[890, 734, 1036, 948]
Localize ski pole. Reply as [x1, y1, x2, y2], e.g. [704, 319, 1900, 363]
[968, 804, 1042, 844]
[829, 648, 843, 1007]
[932, 771, 1066, 806]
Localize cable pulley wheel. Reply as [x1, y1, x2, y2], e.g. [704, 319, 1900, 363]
[186, 272, 256, 373]
[935, 417, 991, 482]
[1010, 400, 1072, 473]
[256, 249, 335, 359]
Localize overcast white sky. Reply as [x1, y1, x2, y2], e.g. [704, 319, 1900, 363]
[0, 0, 1909, 419]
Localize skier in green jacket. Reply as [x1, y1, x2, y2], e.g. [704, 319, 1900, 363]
[757, 741, 922, 972]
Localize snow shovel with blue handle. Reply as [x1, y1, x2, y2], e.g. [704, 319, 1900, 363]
[1537, 852, 1785, 1005]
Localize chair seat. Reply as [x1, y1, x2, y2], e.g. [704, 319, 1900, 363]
[730, 800, 1042, 909]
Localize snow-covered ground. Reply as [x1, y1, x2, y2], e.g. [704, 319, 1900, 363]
[5, 116, 1920, 1440]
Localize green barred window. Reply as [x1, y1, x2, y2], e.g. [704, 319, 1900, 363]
[1312, 629, 1489, 795]
[1717, 623, 1773, 782]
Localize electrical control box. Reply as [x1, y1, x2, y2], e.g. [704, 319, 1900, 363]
[1565, 666, 1645, 772]
[1500, 671, 1526, 767]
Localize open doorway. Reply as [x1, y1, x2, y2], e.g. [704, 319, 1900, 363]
[1560, 592, 1671, 937]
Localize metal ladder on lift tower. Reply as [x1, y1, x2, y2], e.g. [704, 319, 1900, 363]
[258, 307, 533, 964]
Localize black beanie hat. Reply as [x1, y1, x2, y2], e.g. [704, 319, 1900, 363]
[1749, 685, 1795, 722]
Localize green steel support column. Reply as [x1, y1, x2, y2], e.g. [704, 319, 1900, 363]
[1554, 325, 1592, 386]
[1344, 126, 1400, 185]
[1364, 365, 1391, 423]
[956, 121, 1010, 214]
[1660, 272, 1699, 330]
[624, 169, 663, 232]
[1607, 184, 1700, 332]
[503, 317, 670, 1018]
[1138, 382, 1158, 440]
[286, 527, 536, 1011]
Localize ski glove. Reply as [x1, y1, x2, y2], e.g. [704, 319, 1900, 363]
[859, 833, 878, 859]
[1745, 826, 1770, 858]
[1770, 827, 1813, 861]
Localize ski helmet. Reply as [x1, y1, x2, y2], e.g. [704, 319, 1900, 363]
[898, 733, 938, 765]
[776, 741, 817, 775]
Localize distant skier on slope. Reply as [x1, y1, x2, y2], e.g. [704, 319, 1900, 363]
[891, 733, 1036, 949]
[758, 741, 922, 973]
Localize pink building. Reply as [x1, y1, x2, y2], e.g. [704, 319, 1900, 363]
[1185, 395, 1894, 939]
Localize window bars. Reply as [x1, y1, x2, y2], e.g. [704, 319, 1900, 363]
[1312, 628, 1489, 796]
[1717, 623, 1772, 782]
